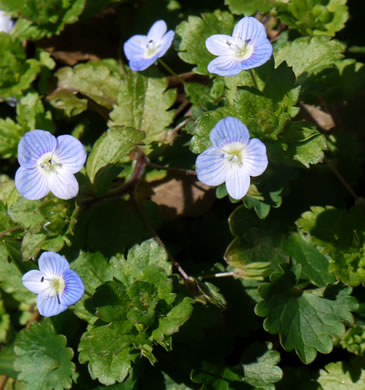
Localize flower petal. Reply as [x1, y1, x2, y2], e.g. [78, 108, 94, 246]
[37, 293, 67, 317]
[129, 57, 156, 71]
[239, 39, 273, 70]
[210, 117, 250, 148]
[196, 147, 228, 186]
[245, 138, 268, 176]
[123, 35, 148, 61]
[18, 130, 57, 168]
[55, 135, 86, 173]
[225, 164, 251, 200]
[48, 168, 79, 200]
[206, 34, 235, 56]
[233, 16, 268, 43]
[15, 166, 49, 200]
[38, 252, 70, 276]
[147, 20, 167, 42]
[22, 270, 47, 294]
[156, 30, 175, 58]
[0, 11, 14, 34]
[207, 56, 243, 76]
[61, 269, 84, 306]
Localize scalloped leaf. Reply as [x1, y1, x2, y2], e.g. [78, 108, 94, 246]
[278, 0, 349, 37]
[3, 0, 86, 40]
[55, 59, 125, 110]
[108, 69, 176, 146]
[14, 321, 76, 390]
[255, 268, 358, 363]
[225, 0, 280, 16]
[0, 34, 40, 100]
[274, 36, 345, 78]
[86, 126, 144, 190]
[318, 357, 365, 389]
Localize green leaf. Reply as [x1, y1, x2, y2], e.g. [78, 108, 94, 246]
[225, 0, 280, 15]
[78, 321, 138, 386]
[86, 126, 144, 188]
[241, 342, 283, 389]
[71, 251, 113, 295]
[317, 357, 365, 389]
[4, 0, 86, 40]
[0, 295, 11, 343]
[14, 321, 76, 390]
[176, 11, 235, 75]
[191, 361, 241, 390]
[255, 268, 358, 363]
[275, 121, 327, 168]
[296, 206, 365, 286]
[108, 69, 176, 145]
[274, 36, 345, 79]
[0, 342, 18, 378]
[151, 297, 193, 349]
[278, 0, 349, 37]
[55, 59, 125, 109]
[47, 89, 88, 117]
[282, 233, 335, 287]
[0, 33, 40, 99]
[340, 325, 365, 356]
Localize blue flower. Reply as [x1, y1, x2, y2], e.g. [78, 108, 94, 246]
[123, 20, 175, 71]
[15, 130, 87, 200]
[206, 16, 272, 76]
[0, 10, 14, 34]
[196, 117, 268, 200]
[22, 251, 84, 317]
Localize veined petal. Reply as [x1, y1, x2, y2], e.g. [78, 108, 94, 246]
[147, 20, 167, 42]
[157, 30, 175, 58]
[226, 164, 251, 200]
[38, 252, 70, 276]
[18, 130, 57, 168]
[15, 166, 49, 200]
[233, 16, 268, 43]
[22, 270, 47, 294]
[61, 269, 84, 306]
[245, 138, 268, 176]
[239, 39, 273, 70]
[207, 56, 242, 76]
[37, 293, 67, 317]
[130, 57, 156, 71]
[206, 34, 235, 56]
[55, 135, 86, 173]
[48, 168, 79, 200]
[123, 35, 148, 61]
[210, 117, 249, 148]
[196, 147, 228, 186]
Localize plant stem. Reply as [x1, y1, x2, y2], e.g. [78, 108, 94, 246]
[249, 69, 258, 89]
[328, 162, 358, 201]
[158, 59, 185, 85]
[0, 225, 21, 238]
[0, 376, 8, 390]
[130, 190, 193, 282]
[146, 160, 196, 176]
[199, 271, 235, 281]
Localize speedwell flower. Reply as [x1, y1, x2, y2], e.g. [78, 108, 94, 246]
[206, 16, 272, 76]
[22, 251, 84, 317]
[196, 117, 268, 200]
[0, 10, 14, 34]
[15, 129, 86, 200]
[123, 20, 175, 71]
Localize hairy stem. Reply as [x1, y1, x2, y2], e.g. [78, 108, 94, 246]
[249, 68, 259, 89]
[158, 59, 185, 85]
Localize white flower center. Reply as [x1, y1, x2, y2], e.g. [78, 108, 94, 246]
[40, 274, 65, 302]
[145, 39, 160, 58]
[226, 38, 254, 61]
[221, 142, 246, 167]
[37, 152, 62, 174]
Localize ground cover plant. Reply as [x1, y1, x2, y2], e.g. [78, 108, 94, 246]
[0, 0, 365, 389]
